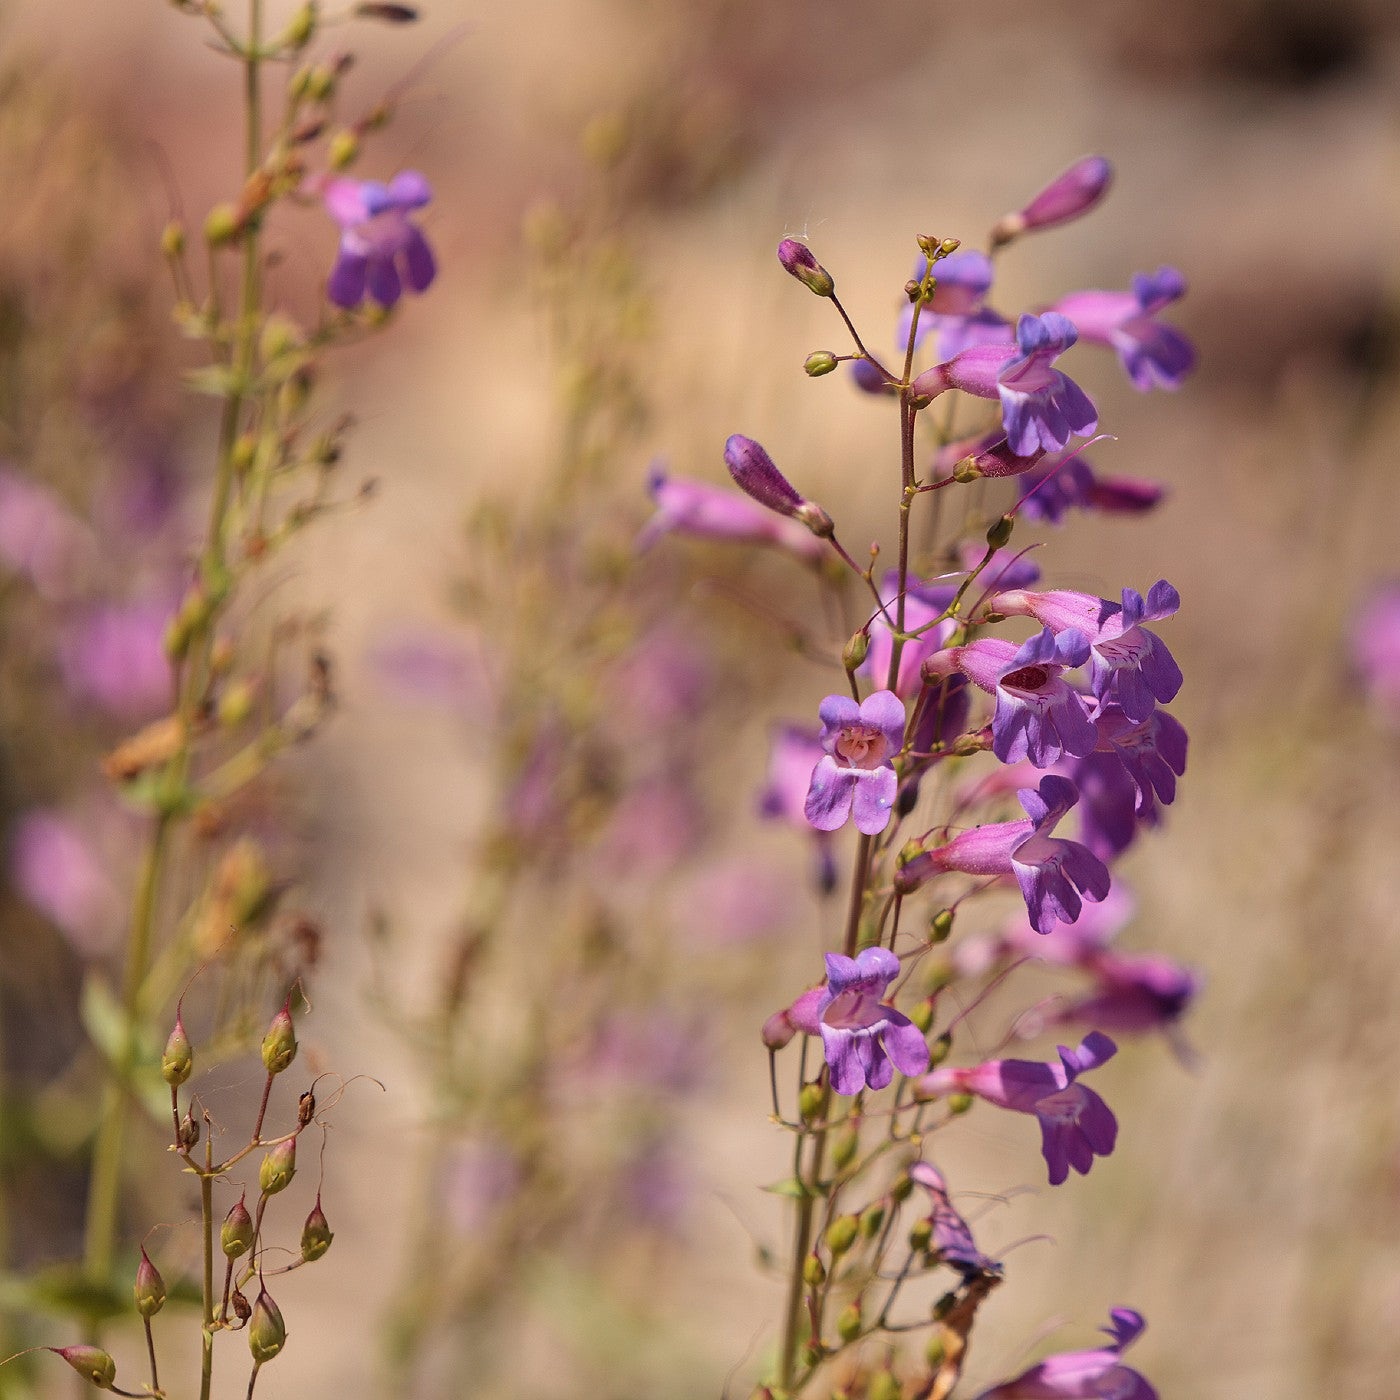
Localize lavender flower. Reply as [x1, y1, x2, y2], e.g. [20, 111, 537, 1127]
[1052, 267, 1195, 391]
[907, 1161, 1001, 1280]
[1090, 703, 1188, 813]
[0, 467, 93, 601]
[723, 434, 834, 537]
[897, 775, 1110, 936]
[1017, 452, 1166, 525]
[1351, 581, 1400, 719]
[804, 690, 905, 835]
[323, 170, 436, 310]
[973, 1307, 1156, 1399]
[913, 314, 1098, 456]
[1060, 950, 1199, 1037]
[798, 948, 929, 1095]
[917, 1031, 1119, 1185]
[991, 156, 1114, 248]
[759, 724, 837, 892]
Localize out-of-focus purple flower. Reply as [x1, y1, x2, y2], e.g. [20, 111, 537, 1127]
[440, 1136, 520, 1235]
[638, 465, 824, 563]
[58, 599, 172, 717]
[991, 156, 1114, 248]
[0, 468, 94, 601]
[913, 314, 1098, 457]
[992, 582, 1183, 722]
[1053, 268, 1194, 391]
[1059, 950, 1199, 1036]
[613, 627, 709, 731]
[850, 356, 897, 397]
[955, 881, 1136, 979]
[1351, 582, 1400, 718]
[368, 626, 486, 709]
[10, 810, 120, 955]
[323, 170, 436, 310]
[673, 857, 793, 945]
[802, 947, 929, 1096]
[1091, 704, 1188, 813]
[865, 572, 958, 698]
[804, 691, 905, 835]
[973, 1307, 1156, 1399]
[579, 1013, 705, 1094]
[1016, 453, 1165, 525]
[598, 776, 702, 874]
[759, 724, 838, 892]
[917, 1031, 1119, 1186]
[617, 1137, 692, 1230]
[898, 250, 1005, 359]
[959, 542, 1042, 594]
[907, 1161, 1001, 1280]
[934, 628, 1097, 767]
[897, 776, 1110, 936]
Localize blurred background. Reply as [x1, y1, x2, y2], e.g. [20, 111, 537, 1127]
[1, 0, 1399, 1397]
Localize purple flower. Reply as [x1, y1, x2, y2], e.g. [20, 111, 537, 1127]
[938, 629, 1098, 767]
[1018, 452, 1166, 526]
[1071, 751, 1147, 862]
[917, 1031, 1119, 1186]
[637, 464, 824, 563]
[1091, 704, 1188, 813]
[806, 948, 929, 1095]
[1060, 950, 1199, 1037]
[992, 581, 1183, 722]
[1351, 582, 1400, 718]
[10, 809, 120, 954]
[991, 156, 1114, 248]
[1053, 267, 1194, 391]
[58, 599, 173, 717]
[897, 776, 1110, 936]
[907, 1161, 1001, 1280]
[804, 691, 906, 835]
[913, 314, 1098, 457]
[973, 1307, 1156, 1399]
[759, 724, 837, 892]
[323, 170, 436, 310]
[0, 467, 93, 601]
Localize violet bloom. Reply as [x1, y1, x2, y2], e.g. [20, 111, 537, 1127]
[1060, 950, 1199, 1037]
[864, 572, 958, 698]
[992, 581, 1183, 722]
[804, 691, 906, 836]
[58, 599, 173, 717]
[1091, 704, 1188, 814]
[990, 156, 1114, 248]
[907, 1161, 1001, 1280]
[1053, 267, 1194, 391]
[933, 628, 1097, 767]
[974, 1307, 1156, 1400]
[1351, 582, 1400, 718]
[917, 1032, 1119, 1186]
[797, 948, 929, 1095]
[759, 724, 838, 892]
[323, 171, 436, 310]
[913, 313, 1097, 457]
[638, 465, 824, 563]
[896, 776, 1110, 937]
[1071, 751, 1148, 863]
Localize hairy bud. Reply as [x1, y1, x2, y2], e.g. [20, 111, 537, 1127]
[259, 1137, 297, 1196]
[222, 1194, 254, 1258]
[134, 1248, 166, 1318]
[248, 1288, 287, 1365]
[776, 239, 834, 298]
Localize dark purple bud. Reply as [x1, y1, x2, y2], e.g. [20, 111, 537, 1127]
[134, 1247, 166, 1318]
[777, 239, 834, 297]
[723, 435, 834, 539]
[992, 156, 1113, 247]
[50, 1348, 116, 1389]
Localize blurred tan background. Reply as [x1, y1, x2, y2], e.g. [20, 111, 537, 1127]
[5, 0, 1400, 1396]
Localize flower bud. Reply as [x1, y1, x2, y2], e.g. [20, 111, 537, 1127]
[217, 679, 256, 729]
[985, 514, 1014, 550]
[761, 1009, 796, 1051]
[178, 1110, 200, 1151]
[948, 1092, 974, 1116]
[868, 1369, 901, 1400]
[161, 1015, 193, 1086]
[160, 220, 186, 259]
[909, 1217, 933, 1252]
[51, 1348, 116, 1389]
[797, 1082, 824, 1123]
[260, 1138, 297, 1195]
[203, 203, 242, 247]
[327, 129, 359, 170]
[248, 1288, 286, 1365]
[889, 1171, 914, 1203]
[776, 239, 834, 297]
[300, 1197, 333, 1261]
[859, 1202, 886, 1238]
[991, 156, 1112, 248]
[803, 350, 839, 377]
[910, 998, 935, 1034]
[836, 1300, 862, 1344]
[842, 630, 870, 672]
[824, 1214, 859, 1256]
[830, 1125, 859, 1172]
[222, 1194, 255, 1258]
[278, 2, 316, 49]
[261, 997, 297, 1075]
[802, 1252, 826, 1288]
[930, 908, 954, 943]
[723, 434, 805, 518]
[928, 1032, 953, 1068]
[134, 1248, 166, 1318]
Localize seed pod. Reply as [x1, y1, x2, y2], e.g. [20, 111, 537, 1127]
[161, 1015, 193, 1086]
[230, 1288, 252, 1327]
[836, 1300, 862, 1344]
[300, 1198, 333, 1262]
[222, 1194, 255, 1258]
[259, 1138, 297, 1196]
[824, 1214, 859, 1256]
[248, 1288, 287, 1365]
[134, 1248, 166, 1318]
[260, 997, 297, 1075]
[178, 1110, 200, 1151]
[50, 1348, 117, 1389]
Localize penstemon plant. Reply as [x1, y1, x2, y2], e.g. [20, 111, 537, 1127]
[653, 158, 1198, 1398]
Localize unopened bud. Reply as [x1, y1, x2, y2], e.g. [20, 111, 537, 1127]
[794, 501, 835, 539]
[859, 1202, 886, 1238]
[803, 350, 839, 377]
[261, 998, 297, 1074]
[134, 1248, 166, 1318]
[248, 1288, 287, 1365]
[797, 1082, 824, 1123]
[952, 455, 981, 484]
[203, 203, 242, 247]
[306, 65, 337, 102]
[160, 221, 186, 259]
[222, 1194, 254, 1258]
[824, 1214, 859, 1256]
[162, 1015, 193, 1086]
[327, 129, 358, 170]
[868, 1369, 901, 1400]
[830, 1125, 859, 1172]
[259, 1137, 297, 1195]
[761, 1009, 796, 1051]
[909, 1217, 933, 1252]
[300, 1197, 334, 1261]
[985, 514, 1014, 550]
[924, 1332, 946, 1369]
[890, 1171, 914, 1203]
[723, 434, 805, 518]
[948, 1092, 974, 1116]
[930, 908, 954, 943]
[354, 1, 420, 18]
[842, 630, 869, 672]
[217, 679, 256, 729]
[910, 998, 935, 1034]
[904, 278, 923, 302]
[178, 1110, 200, 1151]
[279, 2, 316, 49]
[836, 1300, 862, 1344]
[776, 239, 834, 297]
[928, 1032, 953, 1068]
[991, 155, 1113, 248]
[51, 1348, 117, 1389]
[802, 1252, 826, 1288]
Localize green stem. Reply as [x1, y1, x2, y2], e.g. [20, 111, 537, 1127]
[200, 1147, 215, 1400]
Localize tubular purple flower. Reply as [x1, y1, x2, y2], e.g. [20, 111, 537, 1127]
[777, 238, 834, 297]
[813, 948, 930, 1095]
[759, 724, 838, 893]
[804, 690, 906, 835]
[1090, 703, 1188, 813]
[1052, 267, 1195, 391]
[917, 1032, 1120, 1185]
[323, 170, 436, 310]
[992, 582, 1183, 721]
[907, 1161, 1001, 1280]
[973, 1306, 1157, 1399]
[637, 465, 824, 562]
[1060, 950, 1199, 1037]
[723, 434, 834, 537]
[897, 776, 1110, 936]
[898, 249, 1000, 352]
[864, 572, 958, 698]
[990, 156, 1114, 248]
